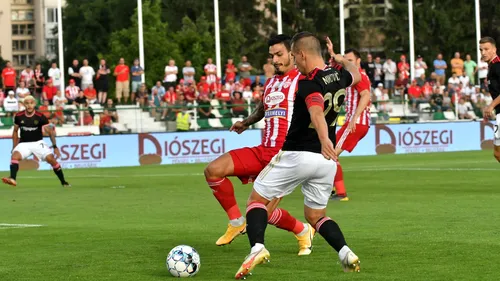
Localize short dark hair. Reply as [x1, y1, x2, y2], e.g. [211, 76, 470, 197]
[479, 37, 496, 46]
[345, 48, 361, 60]
[290, 31, 321, 55]
[268, 34, 292, 51]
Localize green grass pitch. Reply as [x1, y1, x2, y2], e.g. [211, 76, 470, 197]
[1, 150, 499, 281]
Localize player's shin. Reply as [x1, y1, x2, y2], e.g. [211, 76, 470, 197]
[52, 163, 66, 184]
[246, 202, 268, 250]
[333, 162, 347, 196]
[207, 177, 243, 223]
[268, 208, 305, 235]
[10, 160, 19, 180]
[315, 217, 348, 253]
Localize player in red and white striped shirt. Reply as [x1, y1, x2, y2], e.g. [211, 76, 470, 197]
[204, 35, 314, 255]
[327, 42, 371, 201]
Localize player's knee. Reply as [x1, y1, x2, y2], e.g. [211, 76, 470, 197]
[304, 209, 326, 228]
[204, 157, 231, 179]
[494, 150, 500, 162]
[11, 152, 22, 161]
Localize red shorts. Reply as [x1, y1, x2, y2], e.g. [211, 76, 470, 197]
[229, 145, 278, 184]
[336, 122, 369, 153]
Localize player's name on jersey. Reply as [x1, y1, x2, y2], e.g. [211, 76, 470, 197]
[322, 72, 341, 85]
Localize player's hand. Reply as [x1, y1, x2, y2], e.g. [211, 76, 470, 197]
[483, 106, 494, 121]
[229, 121, 249, 134]
[347, 121, 356, 133]
[54, 147, 61, 159]
[320, 138, 337, 161]
[325, 36, 335, 57]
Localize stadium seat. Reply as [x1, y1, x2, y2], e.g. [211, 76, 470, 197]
[89, 104, 103, 113]
[389, 117, 401, 124]
[220, 118, 233, 128]
[443, 111, 456, 120]
[1, 117, 14, 127]
[218, 108, 231, 117]
[370, 104, 378, 113]
[196, 118, 211, 129]
[212, 109, 222, 118]
[0, 107, 6, 117]
[210, 99, 220, 108]
[418, 103, 431, 113]
[208, 118, 224, 128]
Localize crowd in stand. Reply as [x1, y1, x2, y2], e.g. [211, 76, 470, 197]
[0, 51, 495, 131]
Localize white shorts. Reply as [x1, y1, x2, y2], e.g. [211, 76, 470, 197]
[13, 140, 53, 161]
[495, 114, 500, 146]
[254, 150, 337, 209]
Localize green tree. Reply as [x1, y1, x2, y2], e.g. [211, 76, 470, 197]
[106, 0, 181, 88]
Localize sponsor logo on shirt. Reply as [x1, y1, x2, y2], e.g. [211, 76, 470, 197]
[265, 91, 285, 106]
[21, 127, 38, 131]
[265, 108, 287, 119]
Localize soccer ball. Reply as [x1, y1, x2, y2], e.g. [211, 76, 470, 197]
[166, 245, 200, 277]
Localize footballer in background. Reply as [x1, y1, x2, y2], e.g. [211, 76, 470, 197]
[2, 95, 70, 187]
[326, 37, 371, 201]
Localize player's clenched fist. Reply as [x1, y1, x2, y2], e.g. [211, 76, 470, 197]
[229, 121, 249, 134]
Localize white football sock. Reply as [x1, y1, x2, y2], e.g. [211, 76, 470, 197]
[296, 223, 309, 236]
[251, 243, 265, 253]
[338, 245, 351, 261]
[229, 216, 245, 227]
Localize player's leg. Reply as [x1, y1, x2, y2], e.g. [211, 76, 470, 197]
[331, 123, 349, 200]
[205, 151, 246, 245]
[494, 115, 500, 162]
[36, 142, 70, 187]
[302, 156, 360, 272]
[3, 142, 33, 186]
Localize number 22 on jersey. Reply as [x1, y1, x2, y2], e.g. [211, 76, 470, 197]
[309, 89, 346, 129]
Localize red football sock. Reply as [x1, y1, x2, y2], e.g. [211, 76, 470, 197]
[268, 208, 305, 235]
[334, 162, 347, 196]
[207, 177, 242, 220]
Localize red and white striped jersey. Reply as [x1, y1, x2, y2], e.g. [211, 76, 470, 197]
[204, 64, 217, 84]
[65, 85, 80, 100]
[344, 69, 371, 126]
[261, 68, 302, 148]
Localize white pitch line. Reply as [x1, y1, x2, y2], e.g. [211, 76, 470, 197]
[0, 223, 44, 230]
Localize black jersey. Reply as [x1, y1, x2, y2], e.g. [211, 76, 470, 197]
[282, 66, 353, 153]
[488, 56, 500, 114]
[14, 111, 49, 143]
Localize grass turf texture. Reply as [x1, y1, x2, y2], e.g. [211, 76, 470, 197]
[1, 150, 499, 281]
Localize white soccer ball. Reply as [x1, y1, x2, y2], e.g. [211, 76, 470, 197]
[166, 245, 200, 278]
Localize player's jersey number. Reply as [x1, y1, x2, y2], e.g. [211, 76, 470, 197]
[309, 89, 345, 129]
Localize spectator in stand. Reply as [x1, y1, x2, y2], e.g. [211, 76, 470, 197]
[450, 52, 464, 76]
[42, 79, 58, 105]
[68, 59, 82, 88]
[383, 58, 397, 94]
[114, 58, 130, 104]
[104, 99, 119, 122]
[398, 55, 410, 80]
[263, 57, 274, 79]
[238, 56, 253, 87]
[463, 54, 478, 85]
[161, 86, 176, 120]
[478, 58, 489, 87]
[2, 61, 17, 93]
[16, 81, 30, 102]
[136, 83, 149, 107]
[408, 79, 423, 111]
[65, 79, 80, 104]
[151, 81, 166, 99]
[3, 91, 18, 116]
[0, 88, 4, 107]
[430, 88, 444, 111]
[362, 53, 376, 84]
[96, 59, 110, 105]
[39, 99, 52, 118]
[148, 87, 162, 119]
[457, 98, 473, 119]
[100, 109, 117, 134]
[224, 58, 237, 82]
[414, 55, 427, 83]
[251, 76, 263, 90]
[459, 71, 470, 88]
[53, 90, 68, 106]
[374, 57, 383, 87]
[442, 91, 452, 110]
[84, 84, 97, 104]
[462, 83, 475, 98]
[80, 111, 94, 126]
[48, 62, 62, 90]
[176, 103, 191, 131]
[197, 94, 215, 119]
[448, 73, 460, 86]
[197, 83, 210, 100]
[373, 83, 384, 101]
[173, 93, 187, 118]
[182, 60, 196, 85]
[215, 88, 231, 109]
[252, 85, 262, 103]
[183, 82, 197, 104]
[204, 58, 217, 86]
[74, 90, 88, 107]
[34, 63, 45, 99]
[231, 91, 248, 117]
[131, 58, 144, 103]
[20, 65, 35, 92]
[52, 100, 65, 125]
[433, 53, 447, 85]
[377, 95, 392, 121]
[394, 72, 408, 99]
[163, 59, 178, 90]
[242, 85, 253, 101]
[422, 81, 433, 100]
[79, 59, 95, 90]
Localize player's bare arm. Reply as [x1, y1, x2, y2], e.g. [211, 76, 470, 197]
[230, 100, 264, 134]
[335, 56, 361, 85]
[45, 125, 61, 158]
[348, 89, 370, 133]
[12, 125, 19, 151]
[308, 105, 336, 161]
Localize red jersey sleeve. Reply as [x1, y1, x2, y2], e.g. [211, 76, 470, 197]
[354, 74, 371, 93]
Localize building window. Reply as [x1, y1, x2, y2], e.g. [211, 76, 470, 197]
[11, 10, 34, 21]
[26, 24, 34, 35]
[46, 39, 57, 55]
[46, 8, 58, 23]
[12, 25, 19, 35]
[12, 40, 35, 51]
[12, 0, 34, 4]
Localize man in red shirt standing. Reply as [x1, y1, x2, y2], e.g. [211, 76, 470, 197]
[2, 61, 17, 93]
[42, 79, 58, 105]
[408, 80, 422, 111]
[225, 58, 237, 82]
[114, 58, 130, 104]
